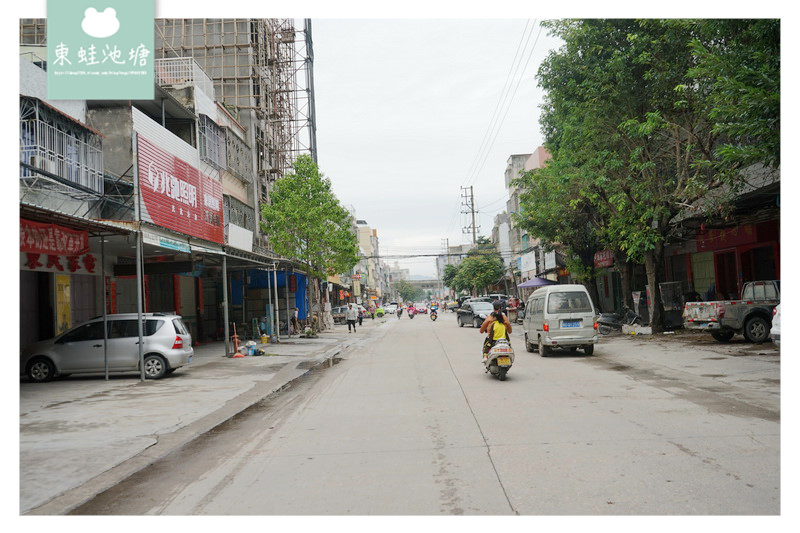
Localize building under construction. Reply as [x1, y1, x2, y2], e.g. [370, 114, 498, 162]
[153, 18, 317, 200]
[20, 17, 317, 200]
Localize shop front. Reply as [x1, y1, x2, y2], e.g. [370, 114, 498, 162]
[694, 221, 779, 301]
[19, 212, 133, 349]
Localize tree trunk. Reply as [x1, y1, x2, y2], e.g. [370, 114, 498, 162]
[311, 277, 321, 332]
[643, 242, 665, 333]
[582, 266, 603, 314]
[613, 250, 635, 312]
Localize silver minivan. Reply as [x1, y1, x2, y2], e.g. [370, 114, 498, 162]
[523, 284, 598, 356]
[21, 313, 193, 382]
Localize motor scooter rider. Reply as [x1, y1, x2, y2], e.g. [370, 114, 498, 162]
[479, 301, 512, 357]
[430, 302, 438, 319]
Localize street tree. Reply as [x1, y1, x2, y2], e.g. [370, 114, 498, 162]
[529, 19, 774, 331]
[513, 155, 608, 310]
[452, 237, 504, 296]
[394, 279, 423, 303]
[259, 155, 359, 329]
[687, 19, 780, 172]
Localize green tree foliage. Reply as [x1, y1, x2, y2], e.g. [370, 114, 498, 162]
[442, 264, 458, 289]
[687, 19, 780, 171]
[259, 155, 359, 328]
[516, 20, 778, 330]
[260, 155, 359, 279]
[394, 279, 423, 303]
[450, 238, 504, 296]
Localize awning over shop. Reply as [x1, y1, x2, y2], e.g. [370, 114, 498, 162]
[518, 277, 557, 288]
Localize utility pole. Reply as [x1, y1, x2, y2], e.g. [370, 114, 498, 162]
[461, 186, 478, 244]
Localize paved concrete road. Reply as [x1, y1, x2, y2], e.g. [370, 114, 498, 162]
[70, 312, 780, 515]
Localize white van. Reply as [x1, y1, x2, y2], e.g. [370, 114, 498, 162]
[522, 284, 598, 356]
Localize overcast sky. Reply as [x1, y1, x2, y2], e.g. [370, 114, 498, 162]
[313, 19, 563, 278]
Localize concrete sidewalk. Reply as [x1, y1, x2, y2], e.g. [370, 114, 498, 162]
[19, 315, 396, 515]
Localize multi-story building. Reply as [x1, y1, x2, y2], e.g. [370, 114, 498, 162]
[19, 19, 319, 351]
[355, 219, 386, 305]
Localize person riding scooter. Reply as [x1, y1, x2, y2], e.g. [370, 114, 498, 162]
[430, 304, 438, 321]
[479, 301, 513, 357]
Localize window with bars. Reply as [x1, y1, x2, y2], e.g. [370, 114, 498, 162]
[199, 114, 226, 170]
[19, 97, 104, 194]
[225, 128, 253, 183]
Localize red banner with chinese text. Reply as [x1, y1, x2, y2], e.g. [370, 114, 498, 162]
[20, 219, 89, 255]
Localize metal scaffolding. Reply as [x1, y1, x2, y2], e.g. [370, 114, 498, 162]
[153, 18, 317, 180]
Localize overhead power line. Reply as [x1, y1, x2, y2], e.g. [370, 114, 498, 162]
[461, 19, 534, 187]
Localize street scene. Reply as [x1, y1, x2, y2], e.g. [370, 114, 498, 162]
[22, 312, 779, 515]
[15, 8, 785, 525]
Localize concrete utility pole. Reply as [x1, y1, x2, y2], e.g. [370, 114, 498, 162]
[461, 186, 478, 244]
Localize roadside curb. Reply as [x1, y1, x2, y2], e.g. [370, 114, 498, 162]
[24, 339, 350, 516]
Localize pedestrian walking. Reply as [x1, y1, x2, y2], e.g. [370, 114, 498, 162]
[346, 303, 358, 332]
[357, 306, 364, 326]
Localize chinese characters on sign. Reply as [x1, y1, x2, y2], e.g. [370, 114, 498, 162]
[137, 136, 225, 244]
[53, 42, 151, 71]
[696, 224, 756, 252]
[593, 249, 614, 268]
[20, 219, 90, 255]
[47, 1, 154, 100]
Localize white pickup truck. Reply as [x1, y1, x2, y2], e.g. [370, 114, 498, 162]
[683, 280, 780, 343]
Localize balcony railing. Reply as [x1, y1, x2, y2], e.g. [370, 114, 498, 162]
[20, 99, 104, 195]
[155, 57, 215, 101]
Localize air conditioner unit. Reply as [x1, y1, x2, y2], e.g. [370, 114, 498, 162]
[29, 155, 58, 174]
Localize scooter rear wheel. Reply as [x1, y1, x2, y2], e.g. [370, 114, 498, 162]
[498, 368, 508, 381]
[599, 325, 613, 335]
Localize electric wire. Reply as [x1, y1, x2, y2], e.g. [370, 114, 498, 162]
[467, 22, 545, 188]
[461, 19, 534, 188]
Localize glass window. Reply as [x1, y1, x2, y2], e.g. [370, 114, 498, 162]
[742, 284, 753, 300]
[172, 318, 188, 335]
[108, 319, 163, 338]
[109, 320, 137, 339]
[59, 321, 105, 343]
[764, 283, 778, 300]
[547, 292, 593, 314]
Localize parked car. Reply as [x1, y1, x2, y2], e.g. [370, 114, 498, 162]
[684, 280, 780, 343]
[770, 304, 781, 347]
[331, 306, 348, 324]
[488, 294, 509, 310]
[463, 297, 493, 305]
[21, 313, 193, 382]
[522, 284, 598, 356]
[457, 301, 495, 328]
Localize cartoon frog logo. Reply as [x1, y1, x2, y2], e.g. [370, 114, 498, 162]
[81, 7, 121, 38]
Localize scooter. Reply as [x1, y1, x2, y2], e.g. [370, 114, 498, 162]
[430, 308, 438, 321]
[408, 307, 416, 319]
[483, 338, 514, 381]
[597, 307, 641, 335]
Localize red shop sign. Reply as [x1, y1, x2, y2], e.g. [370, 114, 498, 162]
[20, 219, 89, 255]
[593, 249, 614, 268]
[137, 136, 224, 244]
[696, 224, 757, 252]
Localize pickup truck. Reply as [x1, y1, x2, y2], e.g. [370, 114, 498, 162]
[684, 280, 780, 343]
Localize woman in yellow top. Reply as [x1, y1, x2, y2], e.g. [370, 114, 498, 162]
[480, 301, 513, 356]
